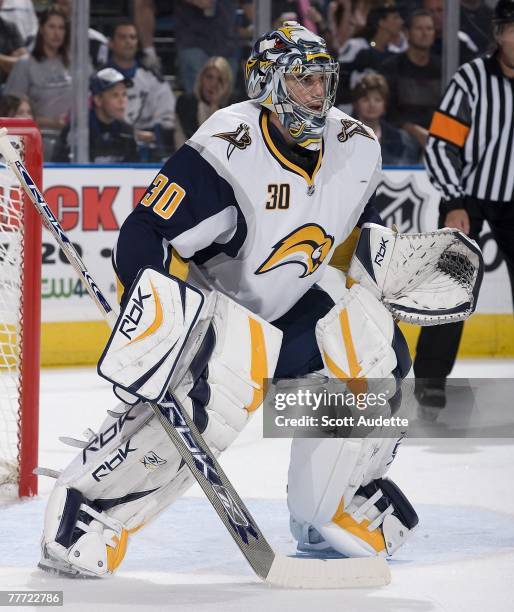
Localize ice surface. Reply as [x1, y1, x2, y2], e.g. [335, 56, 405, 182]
[1, 360, 513, 611]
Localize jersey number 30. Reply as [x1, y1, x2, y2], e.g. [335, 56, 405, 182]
[266, 183, 290, 210]
[141, 173, 186, 220]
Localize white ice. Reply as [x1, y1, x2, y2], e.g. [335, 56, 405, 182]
[1, 360, 514, 611]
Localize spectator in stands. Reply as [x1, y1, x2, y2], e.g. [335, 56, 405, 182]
[379, 9, 441, 148]
[0, 93, 33, 118]
[0, 0, 37, 48]
[133, 0, 176, 73]
[174, 56, 233, 148]
[239, 0, 255, 45]
[461, 0, 494, 56]
[423, 0, 489, 63]
[54, 0, 109, 71]
[327, 0, 413, 53]
[0, 0, 27, 89]
[4, 5, 71, 158]
[271, 0, 328, 33]
[337, 3, 404, 111]
[53, 67, 138, 164]
[174, 0, 238, 94]
[352, 73, 420, 165]
[106, 19, 176, 160]
[326, 0, 358, 55]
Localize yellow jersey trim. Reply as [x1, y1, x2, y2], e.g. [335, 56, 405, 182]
[260, 110, 323, 187]
[329, 228, 361, 274]
[168, 248, 190, 281]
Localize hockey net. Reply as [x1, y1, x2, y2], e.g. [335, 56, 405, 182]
[0, 119, 42, 498]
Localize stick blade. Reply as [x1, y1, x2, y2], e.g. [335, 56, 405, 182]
[265, 555, 390, 589]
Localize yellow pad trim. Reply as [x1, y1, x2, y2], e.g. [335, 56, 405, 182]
[297, 138, 322, 148]
[246, 318, 268, 412]
[106, 528, 129, 572]
[339, 308, 362, 379]
[323, 308, 367, 395]
[332, 497, 386, 553]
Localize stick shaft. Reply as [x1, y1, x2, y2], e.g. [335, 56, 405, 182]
[0, 128, 116, 326]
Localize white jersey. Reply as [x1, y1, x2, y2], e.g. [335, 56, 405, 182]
[116, 100, 381, 321]
[112, 64, 176, 131]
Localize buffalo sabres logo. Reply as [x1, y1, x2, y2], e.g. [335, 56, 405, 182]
[256, 224, 334, 278]
[213, 123, 251, 160]
[141, 451, 167, 471]
[337, 119, 374, 143]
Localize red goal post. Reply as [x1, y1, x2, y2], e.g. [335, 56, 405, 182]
[0, 118, 42, 498]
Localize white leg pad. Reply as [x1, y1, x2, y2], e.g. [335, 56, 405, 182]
[287, 283, 416, 558]
[288, 437, 417, 558]
[40, 292, 282, 577]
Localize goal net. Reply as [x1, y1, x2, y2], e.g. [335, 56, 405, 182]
[0, 119, 42, 498]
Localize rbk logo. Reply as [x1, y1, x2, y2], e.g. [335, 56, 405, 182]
[255, 224, 334, 278]
[212, 484, 249, 527]
[374, 237, 389, 266]
[213, 123, 251, 160]
[92, 440, 137, 482]
[82, 407, 136, 464]
[119, 285, 151, 340]
[118, 281, 163, 345]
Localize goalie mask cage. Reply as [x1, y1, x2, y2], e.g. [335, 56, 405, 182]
[0, 119, 42, 498]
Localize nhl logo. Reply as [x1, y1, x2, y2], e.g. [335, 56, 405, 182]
[373, 176, 429, 233]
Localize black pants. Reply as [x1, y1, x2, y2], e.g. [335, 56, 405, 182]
[272, 285, 335, 378]
[414, 198, 514, 381]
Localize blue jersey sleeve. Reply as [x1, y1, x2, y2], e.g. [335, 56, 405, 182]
[115, 144, 247, 293]
[357, 191, 385, 227]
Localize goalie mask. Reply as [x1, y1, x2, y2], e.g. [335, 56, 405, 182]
[245, 21, 339, 150]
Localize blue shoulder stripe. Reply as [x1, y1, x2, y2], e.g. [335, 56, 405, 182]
[116, 144, 247, 290]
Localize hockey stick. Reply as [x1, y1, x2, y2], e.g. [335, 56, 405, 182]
[0, 128, 390, 588]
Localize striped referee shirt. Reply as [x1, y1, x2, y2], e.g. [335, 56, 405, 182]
[425, 52, 514, 208]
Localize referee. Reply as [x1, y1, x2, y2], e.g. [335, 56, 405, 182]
[414, 0, 514, 408]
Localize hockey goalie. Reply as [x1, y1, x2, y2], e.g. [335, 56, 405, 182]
[39, 22, 483, 577]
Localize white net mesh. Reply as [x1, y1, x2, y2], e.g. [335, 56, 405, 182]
[0, 135, 25, 495]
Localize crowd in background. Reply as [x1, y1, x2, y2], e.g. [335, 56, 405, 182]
[0, 0, 498, 165]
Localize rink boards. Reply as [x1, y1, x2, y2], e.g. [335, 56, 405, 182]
[39, 164, 514, 365]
